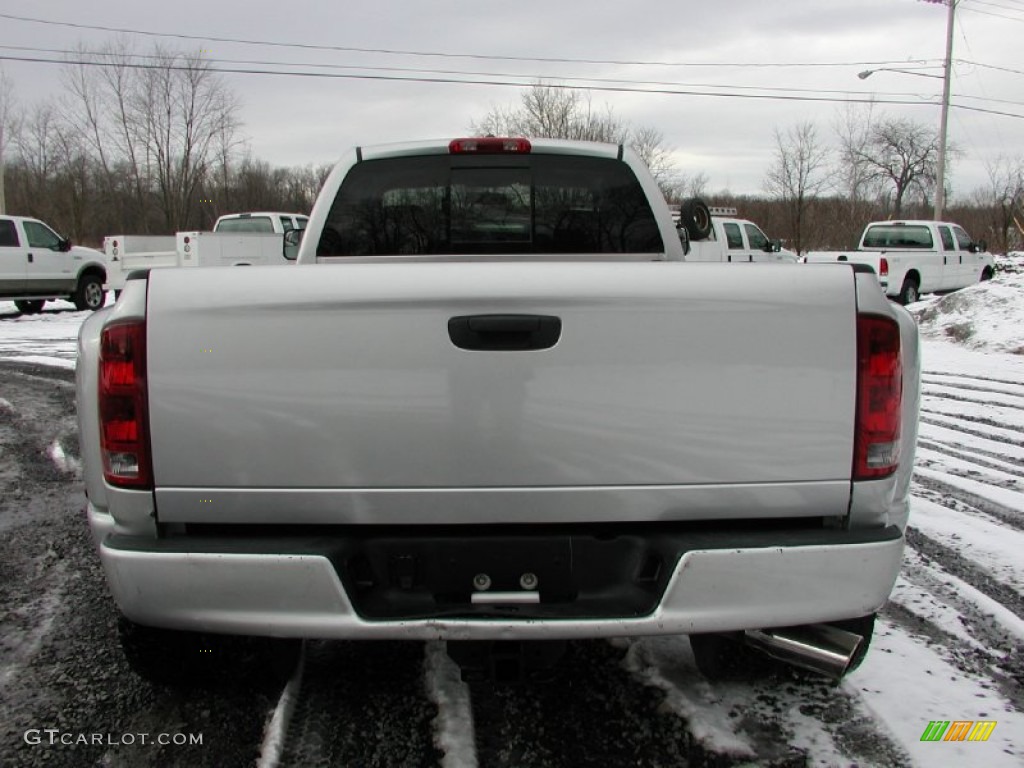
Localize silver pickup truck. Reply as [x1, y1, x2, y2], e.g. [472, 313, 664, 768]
[77, 137, 920, 685]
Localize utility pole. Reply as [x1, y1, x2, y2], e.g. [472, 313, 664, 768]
[933, 0, 956, 221]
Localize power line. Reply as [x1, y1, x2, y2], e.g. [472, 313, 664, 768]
[5, 43, 1023, 109]
[964, 0, 1024, 14]
[5, 52, 1024, 120]
[957, 59, 1024, 76]
[0, 52, 950, 106]
[0, 44, 961, 102]
[960, 4, 1024, 21]
[0, 11, 949, 70]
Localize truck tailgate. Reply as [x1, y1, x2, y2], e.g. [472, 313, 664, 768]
[146, 262, 859, 524]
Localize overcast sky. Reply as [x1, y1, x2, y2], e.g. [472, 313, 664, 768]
[0, 0, 1021, 200]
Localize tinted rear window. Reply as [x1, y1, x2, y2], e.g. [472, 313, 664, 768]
[0, 219, 19, 247]
[216, 216, 275, 233]
[862, 224, 934, 249]
[317, 154, 663, 257]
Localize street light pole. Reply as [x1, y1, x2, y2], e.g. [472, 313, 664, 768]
[934, 0, 956, 221]
[859, 2, 956, 220]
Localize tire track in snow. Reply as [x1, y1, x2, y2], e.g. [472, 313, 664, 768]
[887, 549, 1024, 711]
[904, 527, 1024, 623]
[624, 635, 912, 768]
[922, 372, 1024, 396]
[913, 472, 1024, 532]
[916, 438, 1024, 479]
[276, 640, 442, 768]
[920, 414, 1024, 451]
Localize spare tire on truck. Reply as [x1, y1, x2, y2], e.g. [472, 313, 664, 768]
[680, 198, 713, 241]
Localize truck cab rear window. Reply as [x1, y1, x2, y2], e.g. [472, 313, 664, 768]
[217, 216, 275, 233]
[862, 224, 934, 249]
[317, 155, 663, 257]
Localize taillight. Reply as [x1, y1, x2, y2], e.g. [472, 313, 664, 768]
[449, 137, 532, 154]
[879, 258, 889, 277]
[99, 320, 152, 488]
[854, 315, 901, 480]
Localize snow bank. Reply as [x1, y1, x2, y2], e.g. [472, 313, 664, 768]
[911, 274, 1024, 355]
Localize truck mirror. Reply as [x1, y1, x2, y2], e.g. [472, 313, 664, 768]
[59, 237, 73, 252]
[971, 239, 987, 253]
[764, 239, 782, 253]
[677, 226, 691, 256]
[283, 228, 303, 260]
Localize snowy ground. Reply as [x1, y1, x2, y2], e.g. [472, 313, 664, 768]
[1, 272, 1022, 766]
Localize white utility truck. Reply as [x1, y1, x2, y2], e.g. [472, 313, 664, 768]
[104, 215, 304, 291]
[672, 202, 797, 263]
[102, 236, 178, 293]
[803, 220, 995, 304]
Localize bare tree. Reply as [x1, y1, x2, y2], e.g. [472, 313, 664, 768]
[59, 42, 241, 233]
[763, 122, 831, 255]
[975, 155, 1024, 253]
[662, 170, 710, 204]
[849, 116, 943, 218]
[11, 102, 64, 222]
[137, 47, 240, 231]
[472, 84, 676, 186]
[0, 66, 15, 214]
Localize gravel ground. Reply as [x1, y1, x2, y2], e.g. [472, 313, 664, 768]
[0, 363, 279, 768]
[3, 304, 1023, 767]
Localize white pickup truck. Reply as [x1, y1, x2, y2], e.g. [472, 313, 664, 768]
[0, 215, 108, 313]
[804, 220, 995, 304]
[77, 137, 920, 686]
[673, 202, 797, 263]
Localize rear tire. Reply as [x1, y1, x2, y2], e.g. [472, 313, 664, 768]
[73, 274, 106, 311]
[118, 616, 300, 690]
[14, 300, 45, 314]
[689, 632, 774, 681]
[897, 276, 920, 305]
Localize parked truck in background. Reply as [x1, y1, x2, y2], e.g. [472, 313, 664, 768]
[0, 215, 107, 313]
[77, 137, 921, 686]
[213, 211, 308, 234]
[104, 214, 305, 292]
[803, 220, 995, 304]
[672, 201, 798, 263]
[103, 236, 178, 293]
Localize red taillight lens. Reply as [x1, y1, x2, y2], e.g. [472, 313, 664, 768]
[879, 257, 889, 276]
[99, 321, 152, 488]
[449, 137, 532, 154]
[854, 315, 902, 480]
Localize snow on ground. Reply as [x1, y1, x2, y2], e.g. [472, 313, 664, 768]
[2, 273, 1023, 767]
[0, 300, 103, 368]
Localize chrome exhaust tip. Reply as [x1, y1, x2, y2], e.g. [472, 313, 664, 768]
[744, 624, 863, 680]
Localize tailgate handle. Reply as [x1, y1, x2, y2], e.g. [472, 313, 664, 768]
[449, 314, 561, 351]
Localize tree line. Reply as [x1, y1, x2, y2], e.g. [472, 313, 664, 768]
[0, 46, 331, 245]
[1, 53, 1022, 253]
